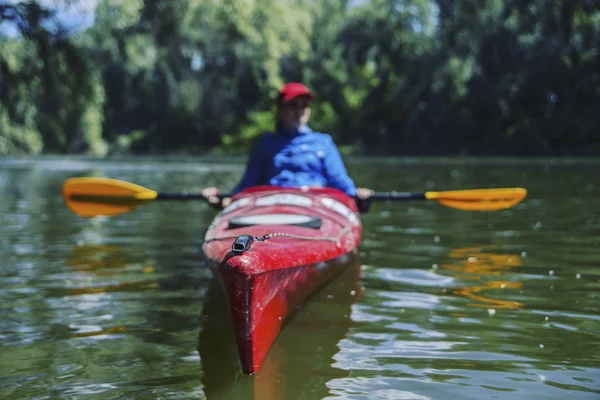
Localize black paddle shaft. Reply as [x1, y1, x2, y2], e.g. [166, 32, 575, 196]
[368, 192, 427, 200]
[157, 191, 428, 201]
[354, 192, 427, 213]
[154, 191, 427, 214]
[156, 193, 210, 200]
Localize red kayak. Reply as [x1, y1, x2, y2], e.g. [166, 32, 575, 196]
[201, 186, 362, 374]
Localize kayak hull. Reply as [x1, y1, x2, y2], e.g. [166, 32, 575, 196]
[201, 186, 362, 374]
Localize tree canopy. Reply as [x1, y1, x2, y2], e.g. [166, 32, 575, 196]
[1, 0, 599, 156]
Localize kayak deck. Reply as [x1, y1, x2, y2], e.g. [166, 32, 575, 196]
[201, 186, 362, 374]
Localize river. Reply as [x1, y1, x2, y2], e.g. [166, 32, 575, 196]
[0, 156, 598, 399]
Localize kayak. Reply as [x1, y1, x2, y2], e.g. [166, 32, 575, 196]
[198, 253, 362, 397]
[201, 185, 362, 374]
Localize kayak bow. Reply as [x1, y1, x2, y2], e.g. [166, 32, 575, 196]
[201, 186, 362, 374]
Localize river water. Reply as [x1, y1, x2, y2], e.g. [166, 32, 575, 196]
[0, 157, 598, 399]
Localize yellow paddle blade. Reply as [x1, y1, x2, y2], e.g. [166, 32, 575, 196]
[62, 177, 157, 217]
[425, 188, 527, 211]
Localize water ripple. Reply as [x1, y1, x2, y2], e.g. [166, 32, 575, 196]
[2, 159, 599, 399]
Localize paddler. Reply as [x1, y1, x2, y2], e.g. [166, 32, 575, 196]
[202, 82, 374, 210]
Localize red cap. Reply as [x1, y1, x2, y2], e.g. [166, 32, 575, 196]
[277, 82, 314, 103]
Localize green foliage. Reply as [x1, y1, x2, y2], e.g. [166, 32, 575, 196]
[79, 75, 108, 156]
[222, 109, 275, 154]
[0, 0, 599, 156]
[311, 102, 341, 138]
[0, 109, 43, 155]
[113, 129, 147, 154]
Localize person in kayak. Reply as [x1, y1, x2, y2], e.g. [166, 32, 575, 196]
[202, 82, 373, 210]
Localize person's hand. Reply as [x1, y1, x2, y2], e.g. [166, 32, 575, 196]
[202, 187, 233, 209]
[356, 187, 374, 199]
[355, 187, 374, 213]
[202, 187, 222, 207]
[221, 197, 232, 207]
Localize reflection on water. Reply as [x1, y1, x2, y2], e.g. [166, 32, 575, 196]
[66, 244, 156, 275]
[64, 245, 161, 339]
[1, 158, 599, 399]
[63, 244, 158, 299]
[443, 247, 523, 309]
[198, 255, 362, 400]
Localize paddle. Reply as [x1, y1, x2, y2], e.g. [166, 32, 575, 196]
[368, 188, 527, 211]
[62, 177, 527, 217]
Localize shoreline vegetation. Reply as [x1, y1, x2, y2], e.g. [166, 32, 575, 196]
[1, 1, 599, 157]
[3, 155, 600, 167]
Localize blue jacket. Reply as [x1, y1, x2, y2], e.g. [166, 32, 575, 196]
[232, 125, 357, 196]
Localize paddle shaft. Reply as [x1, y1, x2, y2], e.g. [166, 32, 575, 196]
[157, 193, 211, 200]
[369, 192, 426, 200]
[155, 192, 387, 213]
[156, 192, 426, 201]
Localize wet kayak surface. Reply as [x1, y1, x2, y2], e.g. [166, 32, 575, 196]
[1, 157, 598, 399]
